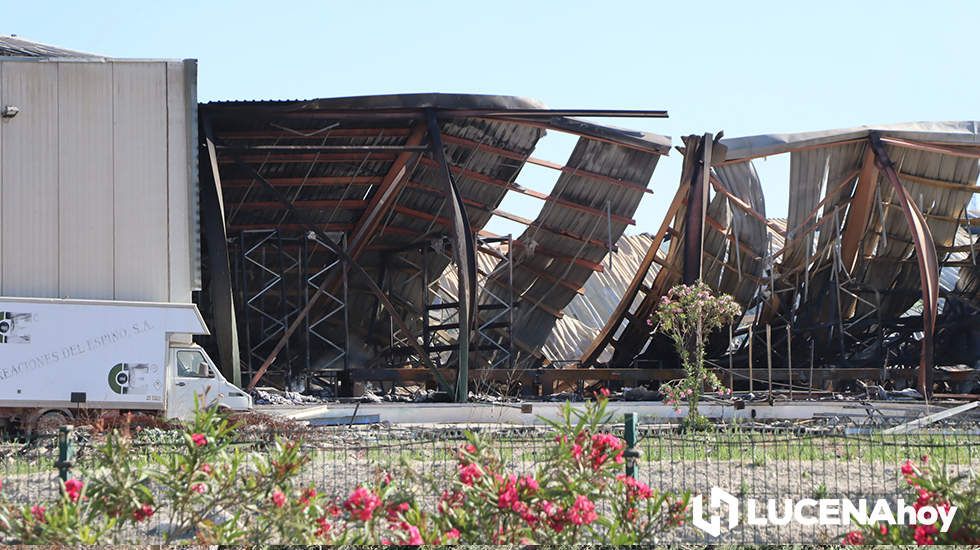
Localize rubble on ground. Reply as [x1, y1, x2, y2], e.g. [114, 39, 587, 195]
[252, 387, 329, 406]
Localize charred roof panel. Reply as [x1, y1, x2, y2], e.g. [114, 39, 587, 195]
[492, 137, 664, 365]
[200, 93, 670, 382]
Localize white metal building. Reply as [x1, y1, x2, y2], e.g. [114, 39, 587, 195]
[0, 36, 199, 303]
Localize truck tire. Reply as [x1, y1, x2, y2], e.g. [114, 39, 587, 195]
[32, 410, 73, 438]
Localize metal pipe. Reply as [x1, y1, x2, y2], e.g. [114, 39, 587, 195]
[748, 324, 754, 394]
[787, 324, 793, 401]
[766, 324, 773, 404]
[728, 325, 734, 389]
[809, 340, 815, 398]
[217, 144, 431, 152]
[606, 199, 614, 270]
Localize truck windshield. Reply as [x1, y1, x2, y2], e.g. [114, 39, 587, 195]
[176, 350, 214, 378]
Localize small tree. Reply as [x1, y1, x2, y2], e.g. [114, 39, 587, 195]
[651, 282, 741, 428]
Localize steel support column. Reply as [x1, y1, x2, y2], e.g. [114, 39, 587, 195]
[426, 110, 478, 403]
[682, 133, 712, 284]
[869, 133, 940, 397]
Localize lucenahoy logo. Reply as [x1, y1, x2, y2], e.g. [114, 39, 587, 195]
[691, 486, 957, 537]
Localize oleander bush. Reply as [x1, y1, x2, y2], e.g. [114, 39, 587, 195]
[843, 455, 979, 545]
[0, 393, 687, 545]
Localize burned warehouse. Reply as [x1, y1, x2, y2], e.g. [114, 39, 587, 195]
[1, 36, 978, 406]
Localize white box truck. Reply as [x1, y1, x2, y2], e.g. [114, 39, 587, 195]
[0, 297, 251, 433]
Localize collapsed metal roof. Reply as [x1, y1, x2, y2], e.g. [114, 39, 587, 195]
[197, 93, 669, 393]
[584, 122, 980, 396]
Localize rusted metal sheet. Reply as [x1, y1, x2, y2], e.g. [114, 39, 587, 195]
[489, 135, 664, 367]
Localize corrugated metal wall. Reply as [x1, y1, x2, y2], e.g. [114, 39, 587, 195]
[0, 58, 199, 302]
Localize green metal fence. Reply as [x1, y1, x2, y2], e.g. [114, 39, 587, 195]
[1, 421, 978, 544]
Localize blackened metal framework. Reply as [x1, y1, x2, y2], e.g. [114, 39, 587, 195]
[582, 128, 979, 398]
[232, 229, 349, 390]
[198, 94, 670, 401]
[369, 234, 515, 389]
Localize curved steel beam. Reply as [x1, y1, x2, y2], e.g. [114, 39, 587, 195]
[426, 110, 478, 402]
[869, 133, 940, 397]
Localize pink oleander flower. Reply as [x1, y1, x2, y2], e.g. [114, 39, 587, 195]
[31, 504, 46, 523]
[540, 500, 566, 532]
[459, 462, 482, 485]
[444, 528, 460, 541]
[512, 500, 538, 526]
[344, 486, 381, 521]
[519, 475, 539, 493]
[190, 482, 207, 494]
[299, 487, 317, 506]
[272, 490, 286, 508]
[132, 503, 154, 522]
[497, 476, 519, 510]
[64, 478, 84, 502]
[405, 524, 423, 545]
[567, 495, 597, 525]
[617, 473, 654, 499]
[315, 516, 332, 537]
[589, 433, 625, 470]
[914, 524, 937, 545]
[386, 501, 410, 521]
[191, 433, 208, 447]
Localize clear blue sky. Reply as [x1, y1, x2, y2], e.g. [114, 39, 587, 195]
[6, 0, 979, 236]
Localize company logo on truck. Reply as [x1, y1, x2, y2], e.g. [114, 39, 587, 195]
[108, 363, 153, 395]
[0, 311, 33, 344]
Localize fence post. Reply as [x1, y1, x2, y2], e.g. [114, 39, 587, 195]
[623, 412, 639, 477]
[55, 425, 74, 482]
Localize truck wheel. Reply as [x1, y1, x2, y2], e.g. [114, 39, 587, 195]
[33, 410, 72, 437]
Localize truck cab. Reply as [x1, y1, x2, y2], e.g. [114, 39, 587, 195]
[166, 344, 252, 419]
[0, 297, 253, 433]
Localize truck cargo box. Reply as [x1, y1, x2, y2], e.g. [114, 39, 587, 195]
[0, 297, 208, 410]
